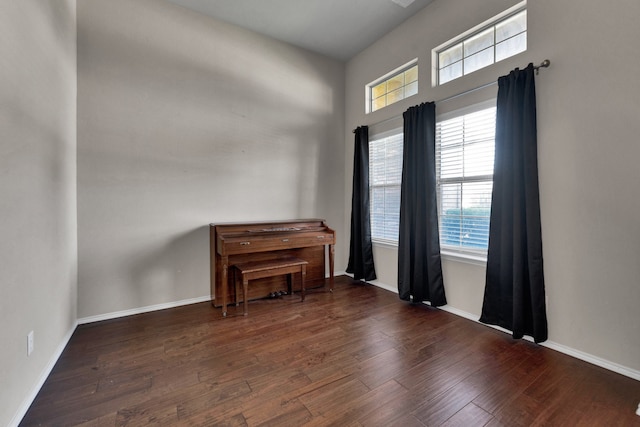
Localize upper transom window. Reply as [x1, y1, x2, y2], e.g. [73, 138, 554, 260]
[367, 60, 418, 113]
[434, 2, 527, 86]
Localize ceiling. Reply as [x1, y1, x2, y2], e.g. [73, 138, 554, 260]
[165, 0, 436, 61]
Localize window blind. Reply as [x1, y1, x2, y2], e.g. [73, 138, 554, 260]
[436, 107, 496, 253]
[369, 132, 403, 242]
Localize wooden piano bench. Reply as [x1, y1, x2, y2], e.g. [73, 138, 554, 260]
[227, 256, 308, 317]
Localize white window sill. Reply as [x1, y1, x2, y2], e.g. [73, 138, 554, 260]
[372, 240, 487, 266]
[441, 250, 487, 266]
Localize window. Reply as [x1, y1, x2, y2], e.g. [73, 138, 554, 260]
[434, 2, 527, 85]
[436, 105, 496, 256]
[369, 130, 403, 242]
[368, 104, 496, 260]
[367, 61, 418, 113]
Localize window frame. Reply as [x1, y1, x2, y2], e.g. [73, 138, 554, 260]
[366, 59, 418, 114]
[369, 128, 403, 245]
[432, 1, 527, 87]
[367, 102, 497, 266]
[435, 100, 497, 263]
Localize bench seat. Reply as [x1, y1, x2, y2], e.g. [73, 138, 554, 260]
[224, 256, 308, 317]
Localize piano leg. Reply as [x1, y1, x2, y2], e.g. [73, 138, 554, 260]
[301, 264, 306, 301]
[234, 268, 240, 307]
[242, 276, 249, 316]
[222, 258, 228, 317]
[329, 243, 335, 292]
[286, 273, 293, 295]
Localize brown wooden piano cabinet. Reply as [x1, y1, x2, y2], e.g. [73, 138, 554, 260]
[210, 219, 335, 314]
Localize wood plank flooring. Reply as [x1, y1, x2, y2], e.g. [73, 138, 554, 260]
[20, 276, 640, 426]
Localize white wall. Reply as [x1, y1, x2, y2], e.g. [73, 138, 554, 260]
[346, 0, 640, 374]
[0, 1, 77, 426]
[77, 0, 345, 319]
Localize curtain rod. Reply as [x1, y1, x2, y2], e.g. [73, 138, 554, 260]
[353, 59, 551, 133]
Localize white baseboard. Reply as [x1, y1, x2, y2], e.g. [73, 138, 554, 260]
[540, 340, 640, 382]
[78, 295, 212, 325]
[356, 276, 640, 382]
[441, 305, 640, 382]
[9, 321, 78, 427]
[77, 273, 351, 325]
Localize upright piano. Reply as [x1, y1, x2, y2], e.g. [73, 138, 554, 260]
[210, 219, 335, 307]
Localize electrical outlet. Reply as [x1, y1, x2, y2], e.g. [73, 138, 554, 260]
[27, 331, 34, 356]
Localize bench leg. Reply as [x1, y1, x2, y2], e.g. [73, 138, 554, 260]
[234, 268, 240, 307]
[243, 277, 249, 316]
[329, 244, 335, 292]
[222, 263, 228, 317]
[300, 265, 306, 302]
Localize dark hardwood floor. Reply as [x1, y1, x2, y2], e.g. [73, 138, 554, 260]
[21, 276, 640, 426]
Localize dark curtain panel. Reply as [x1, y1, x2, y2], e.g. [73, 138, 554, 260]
[480, 64, 548, 343]
[346, 126, 377, 281]
[397, 102, 447, 306]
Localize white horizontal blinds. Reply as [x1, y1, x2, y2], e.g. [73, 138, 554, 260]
[436, 107, 496, 252]
[369, 132, 403, 241]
